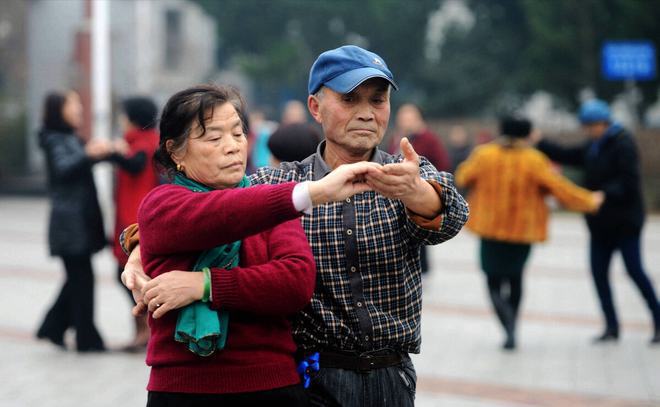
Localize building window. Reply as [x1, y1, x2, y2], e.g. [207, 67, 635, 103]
[164, 9, 182, 70]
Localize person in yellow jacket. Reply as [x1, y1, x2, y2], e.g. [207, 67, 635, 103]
[455, 117, 604, 350]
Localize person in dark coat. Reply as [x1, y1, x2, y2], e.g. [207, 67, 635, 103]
[36, 90, 114, 352]
[535, 99, 660, 344]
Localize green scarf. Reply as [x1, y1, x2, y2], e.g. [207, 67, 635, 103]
[172, 173, 250, 356]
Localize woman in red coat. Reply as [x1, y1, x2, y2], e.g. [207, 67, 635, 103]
[111, 97, 160, 351]
[134, 84, 376, 406]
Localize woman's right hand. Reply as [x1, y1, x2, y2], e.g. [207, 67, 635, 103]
[308, 161, 380, 205]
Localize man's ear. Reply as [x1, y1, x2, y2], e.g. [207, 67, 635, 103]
[308, 94, 322, 124]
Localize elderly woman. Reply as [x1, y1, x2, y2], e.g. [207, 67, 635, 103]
[136, 84, 375, 406]
[455, 117, 603, 350]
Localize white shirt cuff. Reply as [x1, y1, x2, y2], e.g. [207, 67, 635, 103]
[292, 181, 314, 214]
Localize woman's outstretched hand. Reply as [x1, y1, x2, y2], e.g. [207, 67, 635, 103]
[308, 161, 380, 205]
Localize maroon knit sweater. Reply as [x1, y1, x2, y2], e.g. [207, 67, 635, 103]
[138, 181, 316, 394]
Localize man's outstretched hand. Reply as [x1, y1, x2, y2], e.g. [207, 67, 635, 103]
[366, 137, 442, 218]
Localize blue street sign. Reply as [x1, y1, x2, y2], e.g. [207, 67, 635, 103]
[602, 40, 656, 81]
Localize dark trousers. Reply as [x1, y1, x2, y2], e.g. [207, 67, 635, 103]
[308, 358, 416, 407]
[590, 234, 660, 332]
[480, 239, 531, 337]
[487, 274, 523, 331]
[147, 384, 308, 407]
[37, 254, 104, 351]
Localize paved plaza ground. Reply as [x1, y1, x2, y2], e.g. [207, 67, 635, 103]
[1, 196, 658, 406]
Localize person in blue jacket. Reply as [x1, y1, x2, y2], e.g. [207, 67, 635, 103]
[536, 99, 660, 344]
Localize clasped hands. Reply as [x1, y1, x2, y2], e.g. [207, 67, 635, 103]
[85, 138, 131, 160]
[310, 137, 432, 210]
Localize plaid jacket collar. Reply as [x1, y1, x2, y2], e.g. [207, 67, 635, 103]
[308, 140, 388, 181]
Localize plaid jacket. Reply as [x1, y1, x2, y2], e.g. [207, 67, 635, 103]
[250, 142, 469, 354]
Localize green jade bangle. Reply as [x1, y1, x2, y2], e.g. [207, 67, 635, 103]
[202, 267, 211, 302]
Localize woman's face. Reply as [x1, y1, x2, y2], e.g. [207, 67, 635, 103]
[172, 102, 248, 189]
[62, 91, 83, 130]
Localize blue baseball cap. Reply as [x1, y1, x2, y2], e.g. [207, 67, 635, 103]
[308, 45, 398, 95]
[579, 99, 611, 124]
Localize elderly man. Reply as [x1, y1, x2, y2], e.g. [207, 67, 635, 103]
[122, 45, 468, 406]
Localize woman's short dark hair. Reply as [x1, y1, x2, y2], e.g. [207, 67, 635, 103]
[500, 116, 532, 139]
[42, 91, 74, 133]
[154, 84, 247, 179]
[122, 97, 158, 129]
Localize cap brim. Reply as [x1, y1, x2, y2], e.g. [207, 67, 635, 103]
[324, 67, 398, 94]
[579, 116, 609, 124]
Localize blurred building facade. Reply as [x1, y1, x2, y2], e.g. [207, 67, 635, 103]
[11, 0, 217, 189]
[0, 0, 29, 182]
[109, 0, 216, 102]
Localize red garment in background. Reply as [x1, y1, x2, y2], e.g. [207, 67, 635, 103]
[388, 128, 451, 172]
[113, 128, 160, 264]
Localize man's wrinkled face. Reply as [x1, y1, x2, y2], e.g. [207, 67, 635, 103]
[309, 78, 390, 156]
